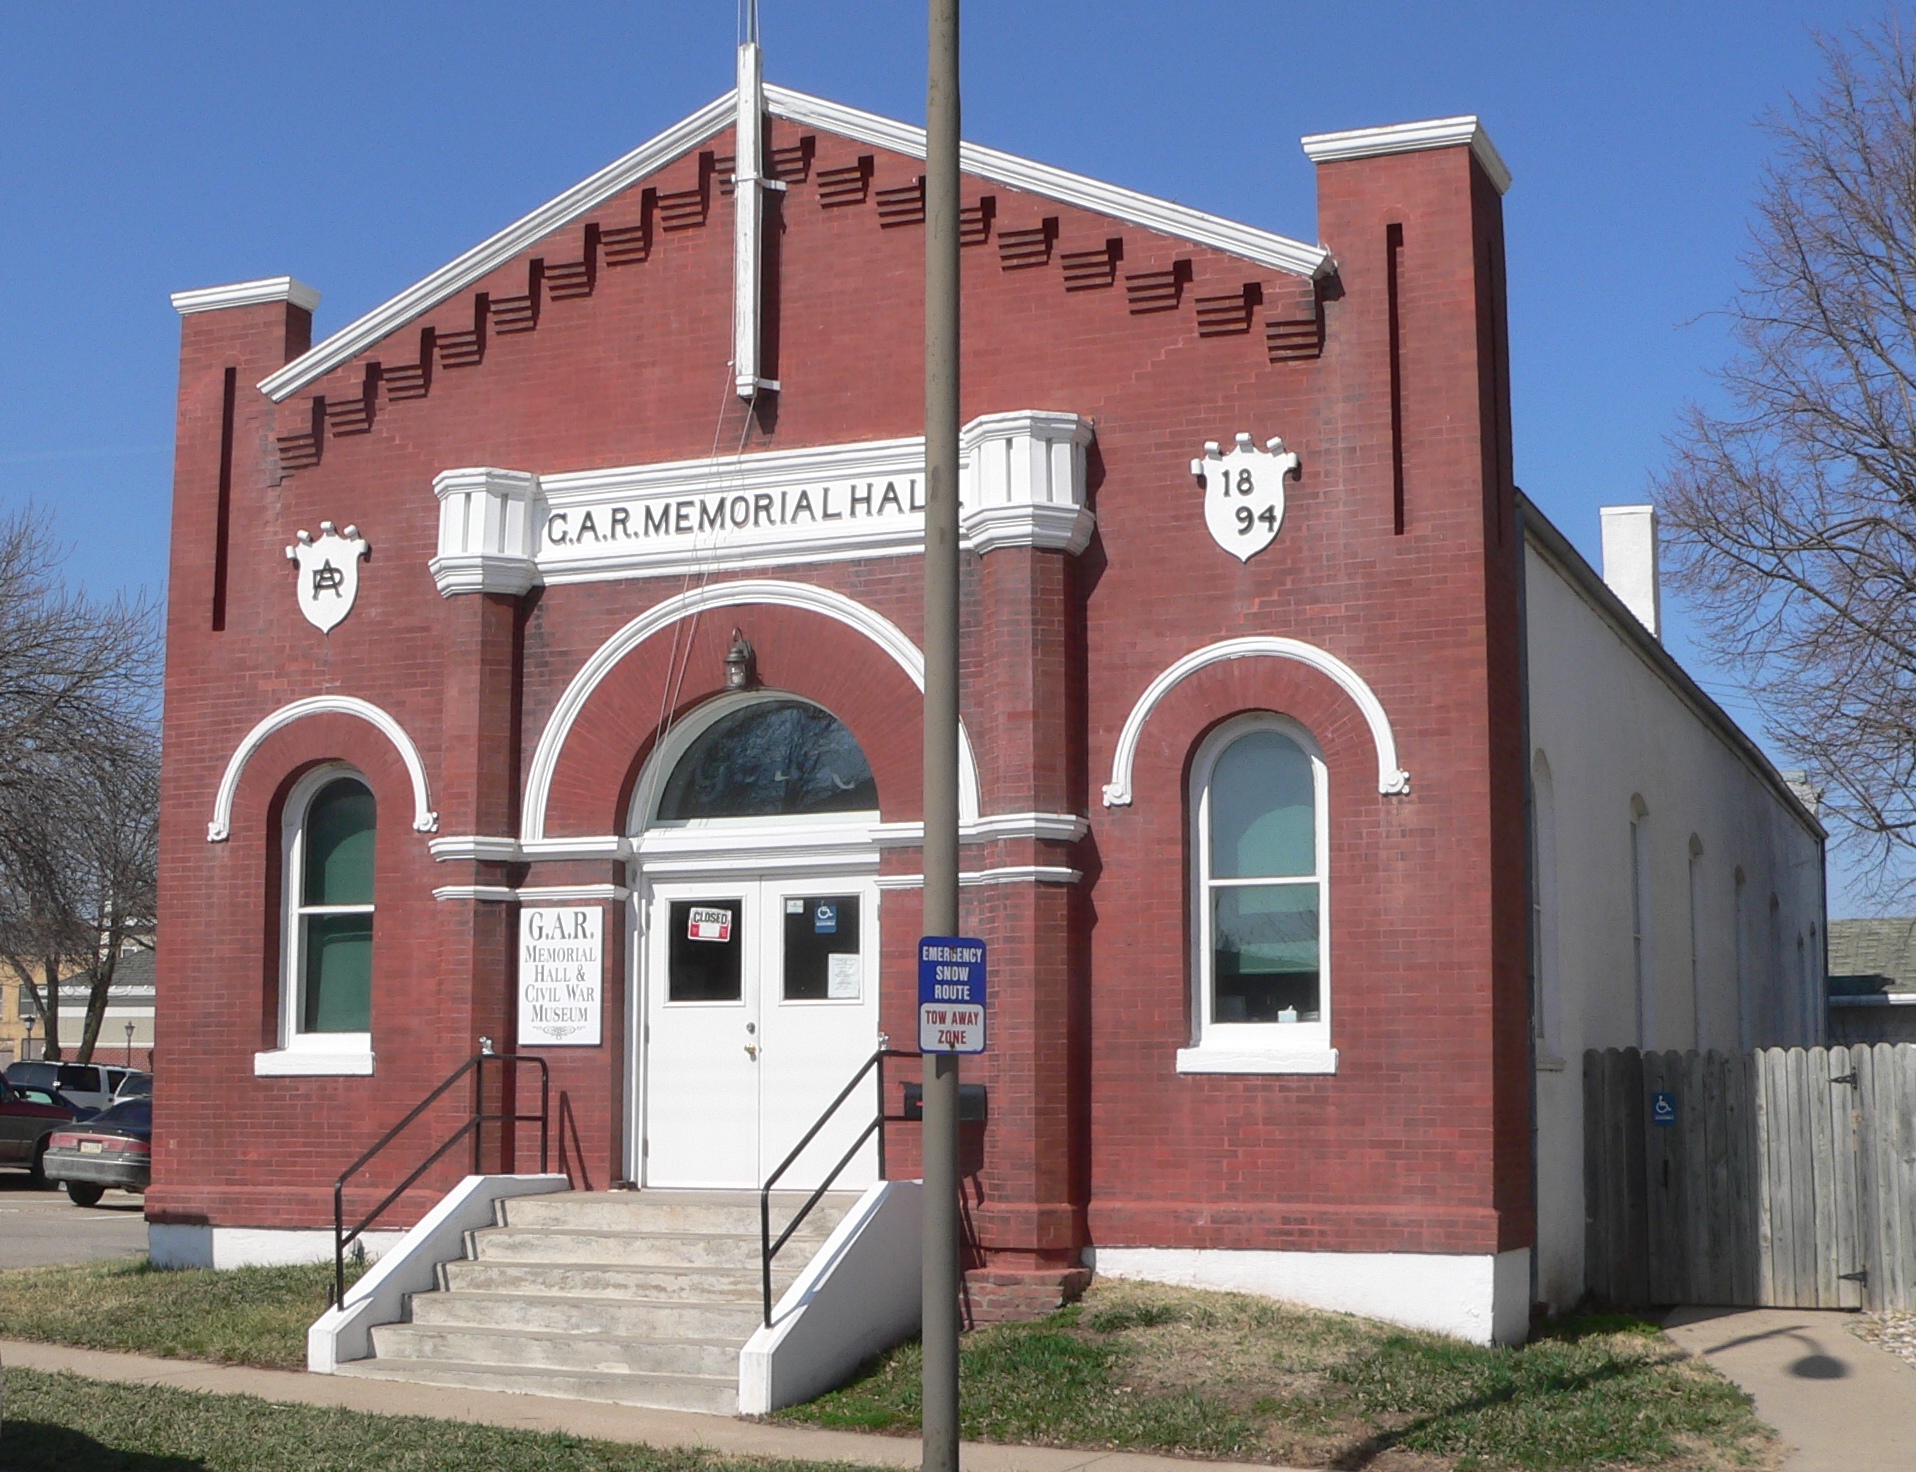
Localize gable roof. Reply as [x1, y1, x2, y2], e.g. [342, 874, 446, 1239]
[258, 84, 1332, 403]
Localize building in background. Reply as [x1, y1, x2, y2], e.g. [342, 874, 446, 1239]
[1827, 918, 1916, 1044]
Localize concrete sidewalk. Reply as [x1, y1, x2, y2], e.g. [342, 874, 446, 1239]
[0, 1338, 1306, 1472]
[1663, 1307, 1916, 1472]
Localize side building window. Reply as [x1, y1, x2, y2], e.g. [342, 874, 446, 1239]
[1179, 714, 1334, 1075]
[260, 766, 377, 1075]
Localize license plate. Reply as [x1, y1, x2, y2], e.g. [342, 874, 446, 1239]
[79, 1141, 103, 1155]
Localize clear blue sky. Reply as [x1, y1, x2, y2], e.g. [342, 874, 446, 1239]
[0, 1, 1895, 907]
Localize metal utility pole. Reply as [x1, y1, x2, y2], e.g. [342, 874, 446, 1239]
[921, 1, 962, 1470]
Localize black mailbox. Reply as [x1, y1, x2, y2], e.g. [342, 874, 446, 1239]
[900, 1081, 988, 1122]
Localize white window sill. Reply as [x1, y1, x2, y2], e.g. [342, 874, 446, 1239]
[254, 1045, 375, 1077]
[1176, 1046, 1338, 1075]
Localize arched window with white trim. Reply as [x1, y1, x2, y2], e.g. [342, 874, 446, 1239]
[1180, 714, 1333, 1075]
[260, 765, 377, 1075]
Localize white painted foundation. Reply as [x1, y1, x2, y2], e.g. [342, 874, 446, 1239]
[149, 1223, 407, 1270]
[1088, 1246, 1532, 1346]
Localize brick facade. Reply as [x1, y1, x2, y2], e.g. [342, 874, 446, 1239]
[155, 100, 1533, 1317]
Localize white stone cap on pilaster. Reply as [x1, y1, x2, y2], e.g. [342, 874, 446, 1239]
[430, 467, 541, 597]
[171, 276, 322, 315]
[959, 410, 1096, 556]
[1300, 116, 1512, 195]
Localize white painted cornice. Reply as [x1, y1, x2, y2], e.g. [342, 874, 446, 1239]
[766, 87, 1332, 279]
[875, 864, 1082, 890]
[172, 276, 321, 315]
[1300, 115, 1512, 195]
[432, 466, 541, 597]
[258, 92, 737, 401]
[870, 813, 1088, 848]
[258, 86, 1333, 403]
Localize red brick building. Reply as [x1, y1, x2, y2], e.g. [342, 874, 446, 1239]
[153, 66, 1823, 1355]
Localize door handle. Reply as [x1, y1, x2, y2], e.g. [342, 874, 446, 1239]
[744, 1043, 759, 1059]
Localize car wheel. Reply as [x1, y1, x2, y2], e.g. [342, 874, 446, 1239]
[28, 1139, 51, 1190]
[64, 1181, 104, 1208]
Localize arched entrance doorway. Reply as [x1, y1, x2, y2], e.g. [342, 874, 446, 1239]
[628, 693, 884, 1188]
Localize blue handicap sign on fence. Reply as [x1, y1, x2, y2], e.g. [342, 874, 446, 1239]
[1652, 1090, 1677, 1127]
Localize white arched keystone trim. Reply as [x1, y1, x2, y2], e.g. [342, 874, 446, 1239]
[523, 579, 981, 842]
[1101, 637, 1410, 807]
[207, 696, 439, 842]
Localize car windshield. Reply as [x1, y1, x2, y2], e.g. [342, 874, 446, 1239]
[7, 1062, 57, 1090]
[91, 1099, 151, 1130]
[117, 1075, 153, 1097]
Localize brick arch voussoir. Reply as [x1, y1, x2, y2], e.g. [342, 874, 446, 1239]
[542, 602, 927, 838]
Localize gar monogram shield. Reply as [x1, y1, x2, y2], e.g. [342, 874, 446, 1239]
[1192, 433, 1300, 563]
[286, 521, 369, 633]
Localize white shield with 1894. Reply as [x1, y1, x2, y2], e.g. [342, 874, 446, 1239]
[1194, 433, 1300, 563]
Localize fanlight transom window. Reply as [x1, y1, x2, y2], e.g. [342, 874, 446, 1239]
[657, 699, 877, 822]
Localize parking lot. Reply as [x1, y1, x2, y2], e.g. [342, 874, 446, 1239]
[0, 1176, 147, 1268]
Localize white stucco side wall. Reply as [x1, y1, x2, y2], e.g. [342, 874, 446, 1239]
[1522, 506, 1826, 1312]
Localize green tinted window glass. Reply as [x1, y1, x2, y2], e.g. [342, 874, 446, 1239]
[304, 778, 376, 906]
[1211, 884, 1320, 1023]
[302, 912, 373, 1032]
[1209, 731, 1315, 878]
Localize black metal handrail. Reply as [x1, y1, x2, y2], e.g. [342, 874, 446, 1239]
[332, 1048, 550, 1308]
[759, 1043, 919, 1325]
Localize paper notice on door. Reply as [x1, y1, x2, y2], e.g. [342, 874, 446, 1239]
[687, 906, 733, 942]
[828, 952, 862, 999]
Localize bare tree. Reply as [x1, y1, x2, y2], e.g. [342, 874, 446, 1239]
[1660, 18, 1916, 896]
[0, 506, 160, 1058]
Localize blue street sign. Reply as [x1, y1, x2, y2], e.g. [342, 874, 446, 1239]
[918, 936, 987, 1053]
[1652, 1090, 1677, 1127]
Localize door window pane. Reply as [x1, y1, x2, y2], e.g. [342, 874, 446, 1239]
[301, 912, 373, 1032]
[668, 899, 744, 1001]
[1212, 884, 1320, 1023]
[658, 700, 877, 819]
[303, 779, 376, 905]
[782, 894, 861, 1001]
[1209, 731, 1314, 878]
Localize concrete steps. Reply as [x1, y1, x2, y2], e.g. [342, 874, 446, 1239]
[333, 1188, 856, 1412]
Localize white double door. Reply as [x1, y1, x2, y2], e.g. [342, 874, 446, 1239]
[641, 875, 881, 1189]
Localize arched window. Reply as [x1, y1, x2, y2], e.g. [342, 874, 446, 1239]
[655, 699, 876, 822]
[1181, 714, 1332, 1074]
[263, 766, 376, 1074]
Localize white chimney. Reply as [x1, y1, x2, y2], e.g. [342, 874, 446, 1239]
[1600, 505, 1661, 640]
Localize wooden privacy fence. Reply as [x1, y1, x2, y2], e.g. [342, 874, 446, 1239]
[1584, 1043, 1916, 1311]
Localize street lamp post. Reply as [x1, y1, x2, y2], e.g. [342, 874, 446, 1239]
[22, 1015, 36, 1061]
[125, 1021, 135, 1068]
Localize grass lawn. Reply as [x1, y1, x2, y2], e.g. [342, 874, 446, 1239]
[0, 1259, 355, 1371]
[776, 1282, 1780, 1472]
[0, 1369, 849, 1472]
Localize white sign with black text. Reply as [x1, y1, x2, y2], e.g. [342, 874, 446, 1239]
[518, 906, 603, 1046]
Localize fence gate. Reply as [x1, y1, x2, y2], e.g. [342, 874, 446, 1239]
[1583, 1043, 1916, 1311]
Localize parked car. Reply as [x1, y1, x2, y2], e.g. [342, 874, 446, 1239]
[4, 1060, 141, 1114]
[111, 1071, 153, 1102]
[0, 1076, 87, 1186]
[42, 1097, 151, 1206]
